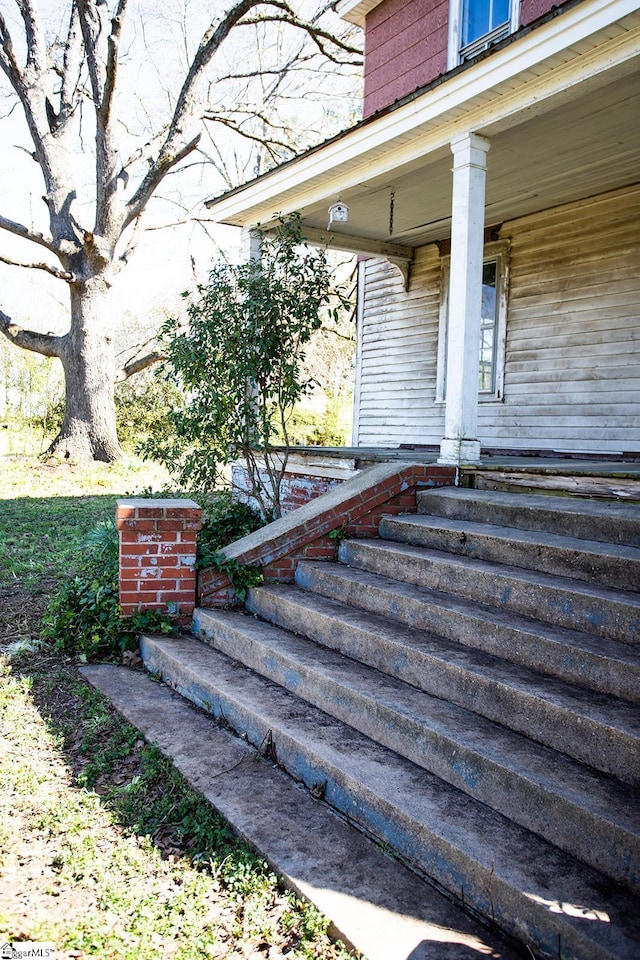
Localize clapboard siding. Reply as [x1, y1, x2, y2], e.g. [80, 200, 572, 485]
[356, 184, 640, 452]
[355, 244, 444, 445]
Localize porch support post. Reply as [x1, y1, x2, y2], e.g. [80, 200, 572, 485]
[241, 227, 262, 263]
[438, 132, 490, 465]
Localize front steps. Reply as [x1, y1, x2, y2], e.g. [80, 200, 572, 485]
[141, 487, 640, 960]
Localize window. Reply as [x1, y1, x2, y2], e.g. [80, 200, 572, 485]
[447, 0, 517, 67]
[478, 259, 499, 392]
[436, 240, 509, 403]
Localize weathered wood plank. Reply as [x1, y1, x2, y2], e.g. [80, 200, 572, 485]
[472, 472, 640, 500]
[356, 184, 640, 452]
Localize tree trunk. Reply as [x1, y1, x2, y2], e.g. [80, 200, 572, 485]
[47, 273, 122, 462]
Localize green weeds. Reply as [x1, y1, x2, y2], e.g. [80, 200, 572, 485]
[0, 494, 118, 590]
[0, 654, 353, 958]
[0, 456, 356, 958]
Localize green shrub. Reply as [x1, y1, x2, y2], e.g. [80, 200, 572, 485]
[42, 519, 174, 661]
[286, 398, 348, 446]
[115, 371, 184, 450]
[196, 491, 265, 598]
[141, 214, 351, 517]
[196, 491, 265, 568]
[32, 367, 183, 451]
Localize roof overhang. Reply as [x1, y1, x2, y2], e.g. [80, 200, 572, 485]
[206, 0, 640, 253]
[336, 0, 384, 28]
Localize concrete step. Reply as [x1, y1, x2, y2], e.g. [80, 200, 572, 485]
[81, 664, 522, 960]
[298, 555, 640, 710]
[207, 592, 640, 891]
[417, 487, 640, 547]
[338, 537, 640, 646]
[290, 562, 640, 783]
[140, 631, 640, 960]
[378, 513, 640, 591]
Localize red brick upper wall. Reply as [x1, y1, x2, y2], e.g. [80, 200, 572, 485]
[363, 0, 449, 117]
[519, 0, 557, 27]
[362, 0, 559, 117]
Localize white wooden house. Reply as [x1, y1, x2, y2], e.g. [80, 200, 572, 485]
[137, 6, 640, 952]
[205, 0, 640, 469]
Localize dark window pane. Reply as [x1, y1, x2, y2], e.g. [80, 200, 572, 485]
[478, 260, 498, 392]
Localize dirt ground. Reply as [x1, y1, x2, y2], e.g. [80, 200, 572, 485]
[0, 556, 353, 960]
[0, 579, 52, 648]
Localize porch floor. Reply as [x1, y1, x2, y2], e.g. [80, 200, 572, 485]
[286, 445, 640, 475]
[281, 445, 640, 499]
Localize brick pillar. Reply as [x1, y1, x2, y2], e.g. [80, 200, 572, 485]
[116, 498, 202, 623]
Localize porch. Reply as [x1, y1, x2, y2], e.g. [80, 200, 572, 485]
[139, 464, 640, 960]
[265, 445, 640, 506]
[206, 0, 640, 467]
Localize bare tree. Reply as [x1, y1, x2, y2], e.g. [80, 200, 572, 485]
[0, 0, 360, 461]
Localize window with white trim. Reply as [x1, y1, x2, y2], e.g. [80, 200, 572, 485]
[436, 240, 510, 403]
[448, 0, 518, 66]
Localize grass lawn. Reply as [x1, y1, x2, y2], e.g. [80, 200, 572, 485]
[0, 454, 356, 960]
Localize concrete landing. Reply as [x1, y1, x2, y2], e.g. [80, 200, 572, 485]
[81, 664, 522, 960]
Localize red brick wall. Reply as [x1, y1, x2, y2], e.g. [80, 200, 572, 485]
[233, 464, 344, 515]
[519, 0, 557, 27]
[200, 464, 456, 605]
[117, 499, 202, 623]
[362, 0, 562, 117]
[363, 0, 449, 117]
[279, 474, 343, 512]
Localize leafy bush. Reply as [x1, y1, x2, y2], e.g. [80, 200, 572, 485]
[115, 371, 184, 450]
[286, 397, 348, 447]
[196, 491, 265, 599]
[42, 518, 174, 661]
[141, 214, 351, 518]
[34, 368, 182, 451]
[197, 491, 265, 568]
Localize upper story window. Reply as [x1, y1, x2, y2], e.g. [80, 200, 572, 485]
[461, 0, 511, 57]
[448, 0, 518, 67]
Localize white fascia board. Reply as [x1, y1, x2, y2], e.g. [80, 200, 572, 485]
[337, 0, 384, 27]
[207, 0, 640, 227]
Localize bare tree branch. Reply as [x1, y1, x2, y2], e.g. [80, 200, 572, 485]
[102, 0, 128, 127]
[58, 4, 85, 126]
[0, 10, 24, 89]
[123, 0, 266, 228]
[0, 309, 63, 358]
[0, 252, 75, 282]
[204, 112, 292, 157]
[0, 213, 59, 255]
[0, 0, 361, 461]
[76, 0, 129, 238]
[16, 0, 47, 73]
[115, 209, 144, 271]
[75, 0, 108, 108]
[116, 350, 165, 381]
[123, 132, 201, 229]
[1, 5, 85, 251]
[238, 11, 362, 63]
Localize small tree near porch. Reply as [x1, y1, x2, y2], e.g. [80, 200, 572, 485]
[143, 215, 351, 518]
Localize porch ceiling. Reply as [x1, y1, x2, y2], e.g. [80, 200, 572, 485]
[323, 69, 640, 248]
[206, 2, 640, 251]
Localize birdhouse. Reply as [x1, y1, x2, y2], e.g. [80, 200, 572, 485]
[327, 201, 349, 230]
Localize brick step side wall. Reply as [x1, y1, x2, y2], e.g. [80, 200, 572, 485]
[199, 463, 456, 606]
[117, 499, 202, 624]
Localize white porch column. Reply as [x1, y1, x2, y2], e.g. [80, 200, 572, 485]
[438, 132, 490, 465]
[240, 227, 262, 263]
